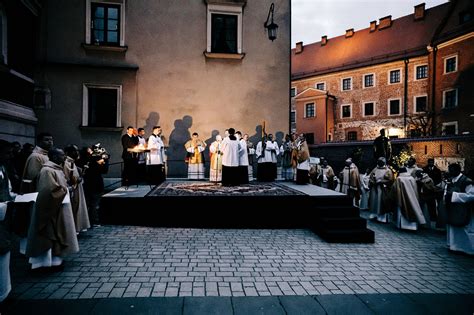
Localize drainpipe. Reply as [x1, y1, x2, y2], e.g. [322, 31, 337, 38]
[431, 46, 437, 136]
[325, 93, 328, 143]
[404, 58, 409, 137]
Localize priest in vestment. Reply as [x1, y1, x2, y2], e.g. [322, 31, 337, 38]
[236, 131, 249, 185]
[63, 145, 90, 234]
[317, 159, 336, 189]
[392, 168, 426, 230]
[280, 134, 294, 181]
[295, 134, 310, 185]
[209, 135, 223, 183]
[221, 128, 240, 186]
[359, 168, 371, 210]
[147, 126, 166, 184]
[185, 132, 206, 180]
[406, 157, 422, 178]
[17, 133, 53, 255]
[339, 158, 361, 205]
[368, 157, 394, 222]
[26, 148, 79, 270]
[444, 163, 474, 255]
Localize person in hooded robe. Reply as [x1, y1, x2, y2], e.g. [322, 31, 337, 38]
[185, 132, 206, 180]
[63, 145, 90, 234]
[26, 148, 79, 271]
[236, 131, 249, 185]
[209, 134, 223, 183]
[392, 167, 426, 230]
[339, 158, 361, 206]
[316, 158, 336, 190]
[0, 140, 16, 302]
[444, 163, 474, 255]
[406, 157, 422, 178]
[16, 133, 54, 255]
[368, 157, 394, 222]
[295, 134, 310, 185]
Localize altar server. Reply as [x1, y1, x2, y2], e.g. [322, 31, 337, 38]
[147, 126, 166, 184]
[221, 128, 240, 186]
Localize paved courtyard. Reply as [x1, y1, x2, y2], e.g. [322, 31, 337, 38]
[9, 217, 474, 301]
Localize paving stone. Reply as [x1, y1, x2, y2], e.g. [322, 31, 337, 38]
[317, 294, 374, 314]
[279, 296, 326, 315]
[233, 296, 286, 315]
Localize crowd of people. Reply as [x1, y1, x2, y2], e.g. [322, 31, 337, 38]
[121, 127, 313, 186]
[309, 150, 473, 257]
[0, 133, 109, 302]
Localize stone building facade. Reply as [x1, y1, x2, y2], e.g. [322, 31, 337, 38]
[292, 0, 474, 143]
[30, 0, 290, 177]
[0, 0, 40, 144]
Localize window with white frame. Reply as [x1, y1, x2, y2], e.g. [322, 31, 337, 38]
[363, 74, 374, 88]
[388, 99, 401, 115]
[341, 78, 352, 91]
[444, 55, 457, 74]
[415, 65, 428, 80]
[0, 5, 6, 64]
[85, 0, 126, 46]
[315, 82, 325, 90]
[443, 89, 458, 108]
[305, 103, 315, 118]
[290, 87, 296, 97]
[442, 121, 458, 135]
[414, 95, 427, 113]
[363, 102, 375, 116]
[207, 4, 243, 54]
[290, 111, 296, 123]
[341, 104, 351, 118]
[389, 69, 401, 84]
[83, 84, 122, 127]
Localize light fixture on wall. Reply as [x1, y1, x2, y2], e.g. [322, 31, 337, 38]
[264, 3, 278, 41]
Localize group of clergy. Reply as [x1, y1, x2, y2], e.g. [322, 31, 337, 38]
[121, 126, 166, 186]
[1, 133, 112, 301]
[186, 131, 311, 186]
[317, 154, 473, 256]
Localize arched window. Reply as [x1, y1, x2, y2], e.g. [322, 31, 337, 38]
[0, 5, 7, 64]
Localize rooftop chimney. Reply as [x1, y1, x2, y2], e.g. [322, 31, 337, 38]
[295, 41, 303, 54]
[321, 35, 327, 46]
[345, 28, 354, 38]
[378, 15, 392, 30]
[414, 3, 426, 20]
[370, 20, 377, 32]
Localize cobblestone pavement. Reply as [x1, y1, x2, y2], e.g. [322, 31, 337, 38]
[9, 220, 474, 300]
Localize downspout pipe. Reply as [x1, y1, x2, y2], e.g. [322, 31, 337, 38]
[404, 58, 409, 137]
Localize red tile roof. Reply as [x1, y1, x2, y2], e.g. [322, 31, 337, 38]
[292, 2, 451, 80]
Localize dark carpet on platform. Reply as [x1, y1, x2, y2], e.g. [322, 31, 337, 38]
[146, 181, 306, 197]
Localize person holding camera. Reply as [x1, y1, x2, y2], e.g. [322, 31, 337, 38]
[83, 144, 109, 228]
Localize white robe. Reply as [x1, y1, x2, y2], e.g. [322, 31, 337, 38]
[137, 136, 146, 164]
[209, 141, 223, 182]
[147, 134, 165, 165]
[447, 174, 474, 255]
[263, 141, 279, 163]
[255, 141, 266, 164]
[221, 137, 240, 167]
[238, 139, 249, 166]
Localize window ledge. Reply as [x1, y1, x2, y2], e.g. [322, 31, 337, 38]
[80, 126, 123, 132]
[82, 44, 128, 53]
[204, 51, 245, 60]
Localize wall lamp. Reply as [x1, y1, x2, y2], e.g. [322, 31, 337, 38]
[264, 3, 278, 41]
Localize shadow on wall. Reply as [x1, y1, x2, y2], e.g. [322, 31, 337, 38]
[143, 111, 160, 136]
[167, 115, 193, 177]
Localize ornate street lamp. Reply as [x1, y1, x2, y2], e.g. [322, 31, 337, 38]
[264, 3, 278, 41]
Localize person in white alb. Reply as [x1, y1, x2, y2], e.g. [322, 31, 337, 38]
[444, 163, 474, 255]
[147, 126, 166, 184]
[221, 128, 240, 186]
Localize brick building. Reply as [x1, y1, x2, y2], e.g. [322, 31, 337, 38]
[291, 0, 474, 144]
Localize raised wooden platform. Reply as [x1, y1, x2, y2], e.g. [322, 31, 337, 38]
[99, 181, 374, 243]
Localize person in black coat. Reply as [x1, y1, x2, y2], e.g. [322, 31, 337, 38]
[121, 126, 139, 186]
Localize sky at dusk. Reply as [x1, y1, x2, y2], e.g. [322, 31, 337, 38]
[291, 0, 450, 47]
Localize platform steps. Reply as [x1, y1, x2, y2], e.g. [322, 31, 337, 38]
[311, 197, 375, 243]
